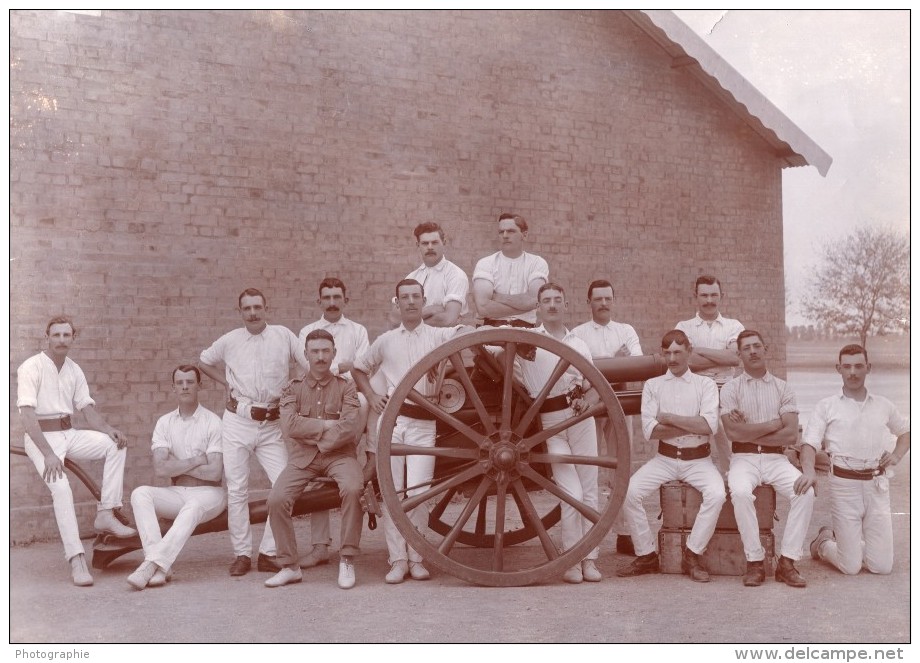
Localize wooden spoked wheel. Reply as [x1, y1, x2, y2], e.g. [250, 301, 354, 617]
[376, 328, 630, 586]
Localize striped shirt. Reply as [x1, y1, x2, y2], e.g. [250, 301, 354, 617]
[641, 369, 719, 446]
[719, 371, 797, 429]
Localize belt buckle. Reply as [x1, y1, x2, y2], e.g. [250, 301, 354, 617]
[756, 444, 763, 454]
[60, 415, 71, 429]
[675, 447, 682, 458]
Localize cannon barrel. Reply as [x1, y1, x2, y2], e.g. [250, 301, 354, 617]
[594, 353, 667, 385]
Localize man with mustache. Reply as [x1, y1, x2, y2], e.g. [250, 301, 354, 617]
[571, 279, 643, 556]
[472, 212, 548, 329]
[199, 288, 308, 577]
[721, 330, 815, 588]
[296, 278, 371, 570]
[352, 278, 471, 584]
[675, 275, 744, 474]
[387, 222, 470, 328]
[126, 365, 225, 590]
[617, 329, 725, 583]
[265, 329, 364, 589]
[804, 344, 909, 576]
[17, 315, 136, 586]
[510, 282, 604, 584]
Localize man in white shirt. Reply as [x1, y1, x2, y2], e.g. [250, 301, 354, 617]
[617, 330, 725, 583]
[472, 213, 548, 328]
[353, 278, 470, 584]
[297, 278, 371, 569]
[17, 316, 136, 587]
[722, 331, 815, 588]
[199, 288, 308, 576]
[571, 279, 643, 556]
[127, 365, 225, 590]
[387, 222, 470, 328]
[675, 275, 743, 474]
[511, 283, 603, 584]
[804, 344, 910, 576]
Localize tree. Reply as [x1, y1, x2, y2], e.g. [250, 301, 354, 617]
[801, 226, 909, 349]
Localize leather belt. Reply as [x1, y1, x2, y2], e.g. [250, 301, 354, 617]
[832, 465, 882, 481]
[658, 441, 711, 461]
[227, 398, 280, 422]
[481, 318, 536, 329]
[732, 442, 784, 455]
[38, 416, 72, 432]
[398, 403, 437, 421]
[539, 394, 570, 414]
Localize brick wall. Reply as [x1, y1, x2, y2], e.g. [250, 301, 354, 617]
[9, 10, 787, 543]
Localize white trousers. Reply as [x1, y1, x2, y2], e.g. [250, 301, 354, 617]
[623, 453, 726, 556]
[131, 485, 227, 571]
[728, 453, 814, 561]
[817, 473, 893, 575]
[24, 430, 127, 561]
[220, 410, 288, 557]
[542, 409, 599, 560]
[382, 416, 436, 564]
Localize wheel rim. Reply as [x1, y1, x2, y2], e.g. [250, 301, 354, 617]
[376, 327, 630, 587]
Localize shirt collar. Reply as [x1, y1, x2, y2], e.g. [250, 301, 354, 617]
[398, 322, 426, 335]
[692, 312, 725, 326]
[534, 324, 573, 340]
[175, 404, 205, 421]
[664, 369, 694, 382]
[418, 257, 447, 272]
[742, 371, 774, 383]
[305, 372, 335, 388]
[837, 389, 875, 404]
[319, 315, 348, 327]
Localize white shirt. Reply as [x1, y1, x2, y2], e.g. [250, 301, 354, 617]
[405, 257, 470, 316]
[802, 391, 909, 465]
[298, 315, 370, 377]
[354, 323, 459, 398]
[152, 404, 223, 459]
[571, 320, 643, 359]
[515, 326, 593, 399]
[719, 371, 798, 427]
[641, 369, 719, 446]
[17, 352, 94, 416]
[200, 325, 308, 406]
[472, 251, 549, 324]
[675, 313, 745, 384]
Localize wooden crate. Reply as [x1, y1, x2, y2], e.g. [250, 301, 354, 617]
[658, 528, 775, 576]
[660, 481, 775, 531]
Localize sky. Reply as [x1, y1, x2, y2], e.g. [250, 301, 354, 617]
[671, 10, 910, 326]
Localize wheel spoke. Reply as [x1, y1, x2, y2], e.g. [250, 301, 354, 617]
[529, 452, 619, 470]
[519, 405, 599, 452]
[437, 476, 492, 556]
[405, 388, 489, 447]
[492, 482, 507, 571]
[513, 357, 571, 438]
[518, 464, 602, 524]
[400, 463, 485, 513]
[448, 352, 496, 436]
[429, 486, 458, 522]
[390, 444, 480, 460]
[474, 496, 488, 538]
[510, 478, 559, 561]
[500, 343, 517, 431]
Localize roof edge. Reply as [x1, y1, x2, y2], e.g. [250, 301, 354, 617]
[624, 10, 832, 177]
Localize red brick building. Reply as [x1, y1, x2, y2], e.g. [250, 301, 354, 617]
[9, 10, 829, 542]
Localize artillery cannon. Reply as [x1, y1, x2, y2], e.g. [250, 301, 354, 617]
[10, 328, 666, 584]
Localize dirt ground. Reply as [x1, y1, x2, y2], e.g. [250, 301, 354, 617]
[7, 457, 911, 648]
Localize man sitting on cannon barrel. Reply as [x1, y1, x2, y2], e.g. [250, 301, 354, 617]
[127, 364, 226, 590]
[264, 329, 365, 589]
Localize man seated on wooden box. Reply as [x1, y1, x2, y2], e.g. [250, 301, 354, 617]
[721, 330, 816, 588]
[617, 330, 725, 582]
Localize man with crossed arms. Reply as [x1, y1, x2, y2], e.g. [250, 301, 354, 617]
[127, 364, 225, 590]
[721, 330, 815, 588]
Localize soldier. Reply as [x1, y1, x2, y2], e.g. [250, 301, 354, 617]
[127, 365, 225, 590]
[721, 331, 815, 587]
[805, 344, 909, 576]
[617, 330, 725, 583]
[17, 315, 136, 587]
